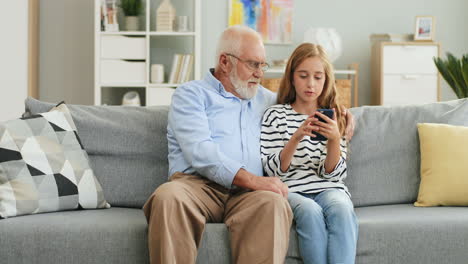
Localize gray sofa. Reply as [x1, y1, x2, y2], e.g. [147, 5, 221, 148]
[1, 97, 468, 264]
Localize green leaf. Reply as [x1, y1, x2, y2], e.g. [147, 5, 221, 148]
[433, 52, 468, 99]
[447, 54, 464, 96]
[119, 0, 143, 16]
[462, 55, 468, 97]
[434, 56, 459, 97]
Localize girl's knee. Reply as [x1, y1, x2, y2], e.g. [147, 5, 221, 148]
[320, 190, 355, 218]
[325, 201, 356, 224]
[322, 190, 353, 207]
[290, 197, 323, 222]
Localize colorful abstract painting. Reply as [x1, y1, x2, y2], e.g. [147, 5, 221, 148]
[229, 0, 293, 44]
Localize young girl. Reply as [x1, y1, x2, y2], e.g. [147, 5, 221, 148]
[260, 43, 358, 264]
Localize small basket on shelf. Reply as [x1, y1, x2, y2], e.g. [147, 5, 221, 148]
[335, 79, 351, 109]
[261, 78, 282, 92]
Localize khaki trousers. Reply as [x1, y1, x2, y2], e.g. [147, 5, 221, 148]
[143, 172, 293, 264]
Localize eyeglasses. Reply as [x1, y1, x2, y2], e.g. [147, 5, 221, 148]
[225, 53, 270, 72]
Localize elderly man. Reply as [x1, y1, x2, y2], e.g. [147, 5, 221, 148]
[143, 25, 354, 264]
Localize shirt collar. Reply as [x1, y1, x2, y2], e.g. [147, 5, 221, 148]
[204, 68, 225, 94]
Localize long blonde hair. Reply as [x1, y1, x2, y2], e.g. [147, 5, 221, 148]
[277, 43, 347, 136]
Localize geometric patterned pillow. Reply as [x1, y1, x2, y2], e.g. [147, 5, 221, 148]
[0, 102, 110, 218]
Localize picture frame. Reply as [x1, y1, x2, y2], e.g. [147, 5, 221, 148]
[101, 0, 119, 32]
[414, 16, 435, 41]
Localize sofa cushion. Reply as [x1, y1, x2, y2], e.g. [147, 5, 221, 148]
[24, 98, 170, 208]
[0, 103, 109, 218]
[355, 204, 468, 264]
[348, 99, 468, 207]
[415, 123, 468, 206]
[196, 223, 231, 263]
[196, 223, 302, 263]
[196, 205, 468, 264]
[0, 208, 149, 264]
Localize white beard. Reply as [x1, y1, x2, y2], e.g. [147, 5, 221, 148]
[229, 67, 259, 100]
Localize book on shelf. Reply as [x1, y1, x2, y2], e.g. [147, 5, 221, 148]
[169, 54, 194, 84]
[101, 0, 119, 32]
[178, 54, 194, 83]
[168, 54, 183, 84]
[176, 55, 188, 84]
[183, 55, 194, 83]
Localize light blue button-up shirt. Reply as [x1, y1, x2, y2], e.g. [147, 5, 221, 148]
[167, 69, 277, 188]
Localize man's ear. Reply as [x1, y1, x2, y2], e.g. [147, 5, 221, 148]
[219, 54, 231, 73]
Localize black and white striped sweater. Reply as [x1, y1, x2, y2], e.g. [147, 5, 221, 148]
[260, 104, 349, 195]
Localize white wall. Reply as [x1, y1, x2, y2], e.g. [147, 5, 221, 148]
[37, 0, 468, 106]
[201, 0, 468, 105]
[0, 1, 29, 121]
[39, 0, 94, 105]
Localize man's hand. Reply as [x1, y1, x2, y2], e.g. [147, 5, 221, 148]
[250, 176, 289, 198]
[340, 106, 355, 141]
[232, 169, 288, 198]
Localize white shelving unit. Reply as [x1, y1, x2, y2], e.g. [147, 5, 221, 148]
[94, 0, 201, 106]
[267, 66, 357, 76]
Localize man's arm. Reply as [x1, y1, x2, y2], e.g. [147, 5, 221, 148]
[169, 85, 243, 188]
[341, 106, 355, 141]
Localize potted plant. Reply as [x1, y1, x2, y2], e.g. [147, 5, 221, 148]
[119, 0, 143, 31]
[433, 53, 468, 99]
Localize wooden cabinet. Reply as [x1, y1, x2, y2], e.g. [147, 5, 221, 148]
[371, 42, 440, 105]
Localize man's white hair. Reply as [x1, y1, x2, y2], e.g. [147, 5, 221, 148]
[214, 25, 263, 68]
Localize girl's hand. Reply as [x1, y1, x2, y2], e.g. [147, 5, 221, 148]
[313, 108, 341, 142]
[292, 116, 318, 142]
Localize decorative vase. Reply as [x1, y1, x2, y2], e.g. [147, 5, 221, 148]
[125, 16, 139, 31]
[122, 91, 141, 106]
[176, 16, 189, 32]
[156, 0, 175, 32]
[151, 64, 165, 83]
[303, 28, 343, 62]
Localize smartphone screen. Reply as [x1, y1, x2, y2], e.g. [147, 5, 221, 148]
[312, 109, 334, 141]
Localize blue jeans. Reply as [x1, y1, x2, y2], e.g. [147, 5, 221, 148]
[288, 189, 358, 264]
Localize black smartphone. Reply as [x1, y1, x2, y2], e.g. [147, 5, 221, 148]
[312, 109, 334, 141]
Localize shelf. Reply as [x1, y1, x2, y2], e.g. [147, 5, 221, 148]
[100, 31, 197, 37]
[100, 87, 146, 106]
[148, 83, 179, 88]
[100, 31, 146, 36]
[149, 31, 196, 36]
[100, 83, 147, 88]
[95, 0, 201, 106]
[266, 66, 357, 75]
[335, 70, 357, 75]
